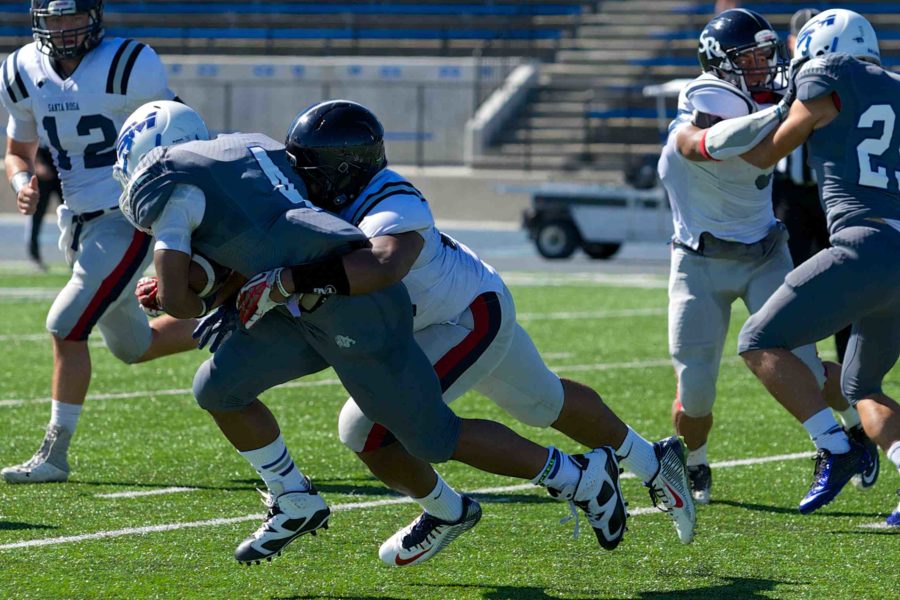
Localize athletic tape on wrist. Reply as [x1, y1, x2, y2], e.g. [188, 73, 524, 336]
[11, 170, 33, 195]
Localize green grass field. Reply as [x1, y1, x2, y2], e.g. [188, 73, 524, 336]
[0, 267, 897, 600]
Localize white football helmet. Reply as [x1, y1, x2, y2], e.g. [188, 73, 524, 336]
[794, 9, 880, 65]
[113, 100, 209, 188]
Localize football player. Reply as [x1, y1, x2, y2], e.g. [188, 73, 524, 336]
[698, 8, 900, 525]
[235, 100, 696, 567]
[657, 8, 874, 510]
[115, 100, 634, 565]
[0, 0, 198, 484]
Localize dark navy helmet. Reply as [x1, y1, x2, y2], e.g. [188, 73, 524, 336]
[698, 8, 786, 94]
[284, 100, 387, 211]
[31, 0, 104, 60]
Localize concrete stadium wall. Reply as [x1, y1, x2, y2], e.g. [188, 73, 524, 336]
[0, 54, 514, 168]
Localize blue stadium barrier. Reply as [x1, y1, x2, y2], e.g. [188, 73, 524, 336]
[587, 108, 677, 120]
[673, 2, 900, 15]
[0, 2, 582, 16]
[93, 26, 561, 41]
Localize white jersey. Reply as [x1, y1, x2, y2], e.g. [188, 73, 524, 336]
[336, 168, 505, 330]
[658, 73, 777, 249]
[1, 38, 175, 213]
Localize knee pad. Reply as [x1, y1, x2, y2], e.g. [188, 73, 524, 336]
[192, 359, 255, 412]
[491, 375, 564, 428]
[101, 332, 150, 365]
[338, 399, 379, 453]
[672, 346, 719, 418]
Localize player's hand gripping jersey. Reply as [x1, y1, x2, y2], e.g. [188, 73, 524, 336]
[659, 74, 778, 248]
[1, 37, 174, 213]
[796, 53, 900, 233]
[334, 168, 505, 330]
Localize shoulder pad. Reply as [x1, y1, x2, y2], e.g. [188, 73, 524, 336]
[685, 77, 754, 119]
[120, 147, 176, 232]
[796, 53, 854, 103]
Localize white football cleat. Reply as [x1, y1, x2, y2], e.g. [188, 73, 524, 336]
[547, 447, 628, 550]
[235, 483, 330, 565]
[379, 495, 482, 567]
[2, 425, 71, 484]
[647, 436, 696, 544]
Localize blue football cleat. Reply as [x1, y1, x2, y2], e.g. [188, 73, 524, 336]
[887, 490, 900, 528]
[799, 442, 869, 515]
[846, 425, 879, 490]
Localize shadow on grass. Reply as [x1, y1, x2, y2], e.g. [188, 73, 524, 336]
[712, 498, 883, 519]
[0, 520, 57, 531]
[73, 477, 557, 506]
[404, 577, 790, 599]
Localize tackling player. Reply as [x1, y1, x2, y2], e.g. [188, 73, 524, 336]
[0, 0, 198, 484]
[658, 8, 873, 509]
[235, 100, 697, 566]
[697, 9, 900, 525]
[115, 100, 641, 565]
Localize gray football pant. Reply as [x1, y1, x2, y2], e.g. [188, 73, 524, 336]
[192, 282, 462, 463]
[46, 210, 153, 363]
[670, 241, 824, 418]
[740, 223, 900, 404]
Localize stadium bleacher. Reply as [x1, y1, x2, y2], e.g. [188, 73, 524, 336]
[3, 0, 900, 173]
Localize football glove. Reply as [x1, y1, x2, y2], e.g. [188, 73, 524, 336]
[192, 303, 240, 353]
[135, 276, 163, 317]
[237, 268, 287, 329]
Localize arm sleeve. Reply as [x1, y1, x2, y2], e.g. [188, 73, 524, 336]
[1, 55, 38, 142]
[355, 194, 434, 238]
[152, 184, 206, 254]
[701, 104, 784, 161]
[123, 44, 177, 111]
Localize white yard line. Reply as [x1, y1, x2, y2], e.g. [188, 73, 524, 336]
[517, 308, 666, 320]
[858, 522, 896, 530]
[95, 487, 199, 499]
[0, 307, 667, 345]
[0, 450, 819, 550]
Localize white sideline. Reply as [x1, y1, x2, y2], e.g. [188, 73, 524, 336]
[0, 307, 667, 346]
[0, 451, 815, 551]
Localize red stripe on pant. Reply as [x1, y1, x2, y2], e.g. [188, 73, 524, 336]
[433, 294, 491, 385]
[66, 229, 150, 341]
[360, 293, 495, 453]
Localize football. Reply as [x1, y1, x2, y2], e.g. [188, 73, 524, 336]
[188, 251, 230, 298]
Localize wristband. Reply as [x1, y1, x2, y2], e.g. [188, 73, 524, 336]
[195, 295, 216, 318]
[11, 170, 33, 194]
[274, 268, 291, 298]
[289, 255, 350, 296]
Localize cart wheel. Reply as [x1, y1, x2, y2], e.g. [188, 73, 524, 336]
[535, 220, 579, 259]
[582, 243, 622, 260]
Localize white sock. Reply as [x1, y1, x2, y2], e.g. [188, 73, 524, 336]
[615, 427, 659, 482]
[686, 443, 708, 467]
[837, 406, 861, 429]
[531, 447, 581, 491]
[238, 435, 309, 497]
[49, 399, 82, 432]
[803, 408, 851, 454]
[414, 472, 463, 522]
[888, 441, 900, 475]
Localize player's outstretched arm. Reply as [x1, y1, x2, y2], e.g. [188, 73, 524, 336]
[740, 95, 839, 169]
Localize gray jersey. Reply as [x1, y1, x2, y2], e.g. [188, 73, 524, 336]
[797, 53, 900, 232]
[121, 133, 366, 275]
